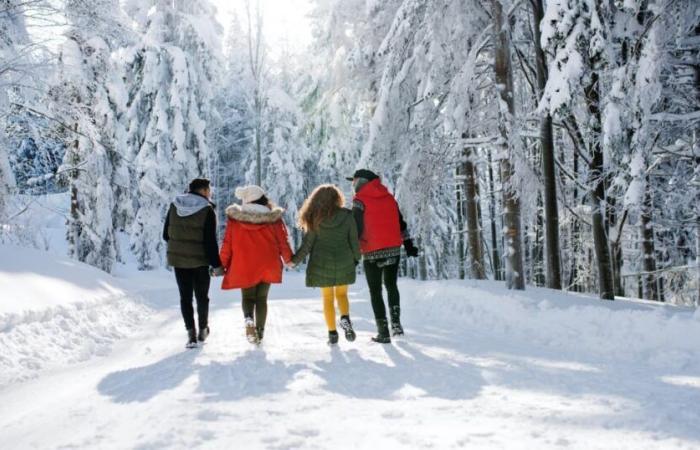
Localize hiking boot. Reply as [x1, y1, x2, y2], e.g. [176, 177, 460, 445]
[390, 306, 404, 336]
[371, 318, 391, 344]
[339, 315, 356, 342]
[328, 330, 339, 345]
[245, 317, 258, 344]
[186, 328, 198, 349]
[198, 326, 210, 342]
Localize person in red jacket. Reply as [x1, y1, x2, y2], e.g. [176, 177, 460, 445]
[220, 185, 293, 344]
[348, 169, 419, 343]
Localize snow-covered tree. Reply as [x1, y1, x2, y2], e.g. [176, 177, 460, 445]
[47, 0, 133, 272]
[123, 0, 222, 269]
[0, 0, 30, 218]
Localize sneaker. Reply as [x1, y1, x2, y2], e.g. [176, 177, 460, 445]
[328, 330, 339, 345]
[339, 315, 356, 342]
[245, 318, 258, 344]
[186, 328, 198, 349]
[198, 326, 210, 342]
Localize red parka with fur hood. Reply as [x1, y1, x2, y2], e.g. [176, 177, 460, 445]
[220, 203, 293, 290]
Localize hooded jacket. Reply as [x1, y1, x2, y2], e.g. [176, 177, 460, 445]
[163, 193, 222, 269]
[352, 179, 404, 254]
[291, 208, 361, 287]
[219, 203, 293, 290]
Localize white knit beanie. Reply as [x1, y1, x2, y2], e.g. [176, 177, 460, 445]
[235, 185, 266, 204]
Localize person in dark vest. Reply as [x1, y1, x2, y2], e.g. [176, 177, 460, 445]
[163, 178, 224, 348]
[348, 169, 419, 343]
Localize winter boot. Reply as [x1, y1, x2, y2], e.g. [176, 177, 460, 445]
[186, 328, 198, 349]
[328, 330, 339, 345]
[257, 327, 265, 342]
[371, 318, 391, 344]
[390, 306, 404, 337]
[339, 315, 356, 342]
[198, 326, 210, 343]
[245, 317, 259, 344]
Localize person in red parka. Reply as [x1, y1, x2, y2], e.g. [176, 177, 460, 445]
[220, 185, 293, 344]
[348, 169, 419, 343]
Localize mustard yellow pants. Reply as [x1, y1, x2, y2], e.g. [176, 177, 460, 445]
[321, 285, 349, 331]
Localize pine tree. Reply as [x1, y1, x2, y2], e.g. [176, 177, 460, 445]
[48, 0, 131, 272]
[123, 0, 222, 270]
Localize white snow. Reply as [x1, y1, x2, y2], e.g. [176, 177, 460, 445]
[0, 245, 149, 387]
[1, 248, 699, 449]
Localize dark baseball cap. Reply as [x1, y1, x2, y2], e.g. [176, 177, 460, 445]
[346, 169, 379, 181]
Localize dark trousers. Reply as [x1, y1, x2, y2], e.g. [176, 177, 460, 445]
[242, 282, 270, 333]
[174, 267, 211, 331]
[364, 258, 400, 321]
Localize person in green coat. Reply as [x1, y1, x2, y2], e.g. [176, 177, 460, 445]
[290, 184, 361, 344]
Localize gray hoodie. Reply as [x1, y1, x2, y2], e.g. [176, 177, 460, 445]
[173, 193, 211, 217]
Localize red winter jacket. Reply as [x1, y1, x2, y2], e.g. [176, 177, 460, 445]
[219, 204, 293, 290]
[353, 179, 403, 254]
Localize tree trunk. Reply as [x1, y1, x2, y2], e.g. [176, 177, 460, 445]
[455, 168, 466, 280]
[585, 70, 615, 300]
[608, 196, 625, 297]
[641, 182, 659, 300]
[532, 0, 562, 289]
[464, 149, 486, 279]
[492, 0, 525, 290]
[487, 149, 502, 280]
[568, 143, 581, 291]
[696, 218, 700, 307]
[534, 193, 545, 286]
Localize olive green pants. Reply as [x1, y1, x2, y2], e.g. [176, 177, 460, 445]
[242, 282, 270, 335]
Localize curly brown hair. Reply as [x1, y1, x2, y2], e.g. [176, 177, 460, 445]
[298, 184, 346, 232]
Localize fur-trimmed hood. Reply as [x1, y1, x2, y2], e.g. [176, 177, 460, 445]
[225, 203, 285, 224]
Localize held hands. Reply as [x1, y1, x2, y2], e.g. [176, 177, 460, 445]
[210, 266, 225, 277]
[285, 261, 297, 269]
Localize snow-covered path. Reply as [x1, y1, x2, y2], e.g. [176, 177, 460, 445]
[1, 271, 700, 449]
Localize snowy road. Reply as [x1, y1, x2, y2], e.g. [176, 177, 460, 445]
[1, 272, 699, 449]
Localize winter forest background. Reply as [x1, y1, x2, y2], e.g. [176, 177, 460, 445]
[1, 0, 699, 304]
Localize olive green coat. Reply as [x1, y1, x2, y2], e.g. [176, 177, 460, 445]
[291, 208, 361, 287]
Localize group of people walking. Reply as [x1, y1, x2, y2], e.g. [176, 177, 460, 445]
[163, 170, 418, 348]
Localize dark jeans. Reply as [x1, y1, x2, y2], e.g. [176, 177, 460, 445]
[364, 258, 400, 321]
[174, 267, 211, 331]
[242, 282, 270, 333]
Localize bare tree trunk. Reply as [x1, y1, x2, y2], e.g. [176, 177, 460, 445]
[585, 69, 615, 300]
[696, 218, 700, 307]
[534, 194, 545, 286]
[532, 0, 562, 289]
[492, 0, 524, 290]
[464, 149, 486, 279]
[641, 182, 659, 300]
[455, 168, 466, 280]
[68, 123, 80, 258]
[487, 149, 502, 280]
[608, 195, 625, 297]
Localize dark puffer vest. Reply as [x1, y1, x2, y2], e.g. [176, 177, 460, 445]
[165, 193, 217, 268]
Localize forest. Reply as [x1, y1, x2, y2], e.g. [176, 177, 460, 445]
[1, 0, 699, 304]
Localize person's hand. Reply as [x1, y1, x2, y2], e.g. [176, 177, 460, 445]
[286, 262, 296, 269]
[210, 266, 225, 277]
[403, 239, 419, 258]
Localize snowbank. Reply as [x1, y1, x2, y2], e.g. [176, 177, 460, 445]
[0, 245, 149, 387]
[403, 278, 700, 370]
